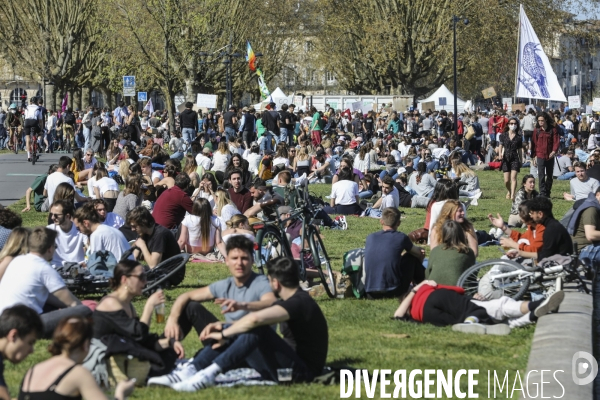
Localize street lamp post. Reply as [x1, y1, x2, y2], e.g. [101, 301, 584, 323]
[452, 15, 469, 138]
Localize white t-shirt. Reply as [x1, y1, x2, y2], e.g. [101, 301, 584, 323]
[89, 224, 131, 261]
[181, 214, 219, 248]
[195, 154, 212, 171]
[390, 149, 402, 164]
[273, 157, 290, 168]
[433, 147, 450, 159]
[93, 177, 119, 196]
[247, 153, 261, 175]
[87, 176, 97, 199]
[211, 152, 231, 173]
[0, 253, 66, 315]
[45, 171, 75, 204]
[217, 204, 241, 230]
[563, 120, 574, 131]
[103, 212, 125, 229]
[330, 180, 359, 205]
[380, 187, 400, 209]
[47, 223, 86, 267]
[151, 170, 164, 183]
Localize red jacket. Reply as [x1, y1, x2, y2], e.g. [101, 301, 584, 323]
[411, 284, 465, 322]
[531, 126, 560, 159]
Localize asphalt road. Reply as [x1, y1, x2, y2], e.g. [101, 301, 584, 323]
[0, 152, 63, 206]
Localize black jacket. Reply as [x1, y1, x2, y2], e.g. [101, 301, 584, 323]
[539, 217, 573, 260]
[179, 109, 198, 130]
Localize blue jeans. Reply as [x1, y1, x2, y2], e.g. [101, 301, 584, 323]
[379, 169, 398, 180]
[490, 133, 497, 143]
[579, 245, 600, 267]
[280, 128, 289, 146]
[404, 186, 418, 196]
[191, 325, 314, 383]
[83, 126, 90, 150]
[225, 127, 236, 142]
[182, 127, 195, 144]
[557, 171, 575, 180]
[260, 131, 273, 152]
[359, 190, 373, 199]
[426, 160, 440, 173]
[170, 152, 184, 161]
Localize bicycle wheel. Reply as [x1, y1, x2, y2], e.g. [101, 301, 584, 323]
[255, 225, 291, 274]
[457, 259, 530, 300]
[142, 253, 190, 295]
[13, 132, 18, 154]
[308, 226, 336, 298]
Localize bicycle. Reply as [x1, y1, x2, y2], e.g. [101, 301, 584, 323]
[456, 255, 595, 300]
[30, 128, 40, 165]
[254, 183, 337, 298]
[10, 127, 18, 154]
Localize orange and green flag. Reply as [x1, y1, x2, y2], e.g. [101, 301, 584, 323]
[246, 41, 257, 72]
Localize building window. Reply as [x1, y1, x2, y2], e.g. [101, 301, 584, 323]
[306, 69, 315, 84]
[326, 71, 336, 82]
[305, 41, 314, 52]
[10, 88, 26, 106]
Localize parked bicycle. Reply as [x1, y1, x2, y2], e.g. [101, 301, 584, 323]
[254, 183, 337, 298]
[457, 254, 595, 300]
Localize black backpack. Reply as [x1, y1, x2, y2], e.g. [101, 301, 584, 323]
[64, 112, 76, 125]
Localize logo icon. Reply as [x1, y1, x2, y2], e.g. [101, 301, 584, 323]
[572, 351, 598, 385]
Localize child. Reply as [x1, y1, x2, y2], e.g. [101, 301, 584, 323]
[0, 305, 43, 398]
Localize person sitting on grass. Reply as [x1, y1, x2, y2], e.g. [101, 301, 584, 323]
[47, 200, 86, 268]
[528, 196, 573, 260]
[0, 228, 30, 281]
[93, 260, 188, 382]
[0, 208, 22, 252]
[426, 220, 476, 286]
[179, 198, 226, 261]
[429, 200, 478, 258]
[363, 175, 399, 218]
[21, 164, 58, 213]
[0, 227, 92, 339]
[508, 174, 538, 228]
[392, 280, 565, 335]
[0, 305, 43, 400]
[19, 316, 135, 400]
[94, 198, 125, 228]
[160, 256, 328, 392]
[148, 236, 276, 389]
[127, 206, 180, 269]
[363, 208, 426, 299]
[488, 201, 544, 261]
[323, 166, 361, 216]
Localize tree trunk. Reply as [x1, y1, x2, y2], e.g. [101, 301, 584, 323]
[164, 85, 176, 133]
[67, 90, 73, 109]
[82, 86, 91, 107]
[46, 83, 56, 111]
[185, 78, 197, 103]
[74, 88, 82, 110]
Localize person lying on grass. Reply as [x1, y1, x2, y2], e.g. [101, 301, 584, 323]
[392, 280, 564, 335]
[151, 256, 328, 392]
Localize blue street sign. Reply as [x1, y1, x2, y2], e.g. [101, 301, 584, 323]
[123, 76, 136, 88]
[138, 92, 147, 102]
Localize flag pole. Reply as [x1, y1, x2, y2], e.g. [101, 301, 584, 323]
[514, 4, 522, 106]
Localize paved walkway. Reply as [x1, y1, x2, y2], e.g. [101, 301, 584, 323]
[0, 152, 63, 206]
[521, 283, 594, 399]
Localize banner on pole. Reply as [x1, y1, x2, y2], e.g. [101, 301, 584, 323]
[515, 5, 566, 101]
[592, 98, 600, 112]
[568, 95, 581, 109]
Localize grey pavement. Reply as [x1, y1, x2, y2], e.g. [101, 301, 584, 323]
[0, 152, 63, 206]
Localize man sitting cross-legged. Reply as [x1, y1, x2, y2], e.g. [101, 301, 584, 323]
[147, 236, 276, 388]
[0, 227, 91, 338]
[165, 256, 329, 392]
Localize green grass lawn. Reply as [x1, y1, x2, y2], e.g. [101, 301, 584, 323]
[4, 169, 573, 399]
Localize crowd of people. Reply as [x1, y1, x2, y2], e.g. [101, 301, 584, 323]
[1, 99, 599, 397]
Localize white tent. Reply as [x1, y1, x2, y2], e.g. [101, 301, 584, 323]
[418, 84, 466, 112]
[253, 87, 293, 110]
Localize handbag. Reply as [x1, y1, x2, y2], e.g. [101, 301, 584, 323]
[465, 125, 476, 140]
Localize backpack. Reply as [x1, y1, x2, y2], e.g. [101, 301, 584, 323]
[342, 248, 365, 299]
[87, 250, 118, 276]
[64, 112, 76, 125]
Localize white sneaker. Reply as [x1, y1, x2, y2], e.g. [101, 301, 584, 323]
[173, 370, 216, 392]
[534, 290, 565, 318]
[338, 215, 348, 230]
[147, 362, 197, 388]
[489, 227, 498, 237]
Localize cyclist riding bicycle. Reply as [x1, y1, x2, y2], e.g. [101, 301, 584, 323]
[6, 103, 21, 150]
[23, 97, 43, 161]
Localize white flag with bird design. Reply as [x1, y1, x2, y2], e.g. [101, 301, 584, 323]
[516, 4, 566, 102]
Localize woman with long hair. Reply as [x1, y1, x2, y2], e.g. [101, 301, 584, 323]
[354, 145, 371, 175]
[71, 148, 93, 184]
[224, 154, 251, 187]
[151, 143, 170, 165]
[408, 162, 437, 198]
[221, 214, 255, 244]
[498, 116, 523, 200]
[0, 227, 30, 281]
[293, 146, 312, 177]
[426, 220, 476, 286]
[211, 141, 230, 174]
[92, 168, 119, 200]
[179, 197, 226, 256]
[429, 200, 478, 257]
[214, 188, 241, 229]
[273, 143, 290, 169]
[324, 166, 361, 215]
[508, 174, 538, 227]
[118, 159, 131, 183]
[139, 158, 163, 185]
[192, 172, 218, 207]
[19, 316, 135, 400]
[93, 260, 188, 381]
[114, 175, 143, 220]
[126, 105, 140, 144]
[183, 155, 200, 189]
[425, 179, 459, 233]
[533, 111, 559, 197]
